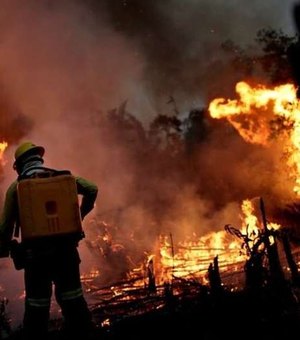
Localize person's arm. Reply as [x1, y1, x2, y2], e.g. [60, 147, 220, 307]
[75, 177, 98, 220]
[0, 181, 18, 257]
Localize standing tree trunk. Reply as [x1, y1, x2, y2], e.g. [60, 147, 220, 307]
[281, 229, 300, 285]
[208, 256, 223, 296]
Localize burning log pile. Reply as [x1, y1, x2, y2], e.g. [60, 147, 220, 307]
[73, 197, 300, 340]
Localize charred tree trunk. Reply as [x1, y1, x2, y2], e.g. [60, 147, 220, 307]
[208, 256, 223, 295]
[266, 241, 286, 288]
[147, 258, 157, 293]
[244, 252, 265, 291]
[260, 198, 286, 288]
[281, 230, 300, 285]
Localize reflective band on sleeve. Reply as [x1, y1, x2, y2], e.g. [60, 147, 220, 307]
[60, 287, 83, 301]
[26, 297, 51, 308]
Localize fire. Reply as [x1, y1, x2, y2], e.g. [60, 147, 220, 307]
[208, 81, 300, 194]
[240, 198, 280, 246]
[0, 141, 8, 166]
[209, 82, 297, 120]
[83, 197, 283, 294]
[123, 199, 279, 288]
[84, 82, 295, 295]
[155, 231, 244, 284]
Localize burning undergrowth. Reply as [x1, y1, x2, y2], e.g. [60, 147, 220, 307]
[81, 197, 299, 302]
[76, 78, 300, 292]
[77, 197, 300, 340]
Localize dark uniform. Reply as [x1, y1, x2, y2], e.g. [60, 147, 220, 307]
[0, 142, 98, 339]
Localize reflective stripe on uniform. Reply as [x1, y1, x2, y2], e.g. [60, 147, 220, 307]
[26, 297, 51, 308]
[60, 287, 83, 301]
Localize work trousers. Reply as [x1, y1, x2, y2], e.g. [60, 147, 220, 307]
[22, 244, 93, 340]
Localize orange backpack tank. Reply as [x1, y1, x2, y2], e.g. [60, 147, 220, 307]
[17, 172, 82, 241]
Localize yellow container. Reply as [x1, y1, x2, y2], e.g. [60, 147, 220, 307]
[17, 175, 82, 240]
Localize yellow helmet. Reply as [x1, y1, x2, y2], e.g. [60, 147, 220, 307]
[14, 142, 45, 165]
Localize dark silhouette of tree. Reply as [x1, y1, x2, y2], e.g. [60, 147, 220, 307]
[222, 28, 297, 86]
[221, 39, 256, 79]
[148, 114, 182, 154]
[94, 100, 147, 156]
[255, 28, 297, 84]
[183, 108, 211, 153]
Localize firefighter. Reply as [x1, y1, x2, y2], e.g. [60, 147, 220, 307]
[0, 142, 98, 339]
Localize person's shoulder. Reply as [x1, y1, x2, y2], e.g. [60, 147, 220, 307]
[75, 176, 98, 190]
[7, 180, 18, 192]
[4, 180, 18, 197]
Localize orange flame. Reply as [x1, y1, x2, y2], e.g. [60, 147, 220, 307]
[209, 81, 300, 194]
[0, 141, 8, 166]
[83, 199, 282, 293]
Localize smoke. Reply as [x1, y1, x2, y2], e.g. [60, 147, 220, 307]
[102, 0, 298, 111]
[0, 0, 146, 327]
[0, 0, 298, 327]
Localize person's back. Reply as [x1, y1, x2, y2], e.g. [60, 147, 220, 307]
[0, 142, 98, 339]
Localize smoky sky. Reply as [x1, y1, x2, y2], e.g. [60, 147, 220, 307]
[0, 0, 298, 123]
[98, 0, 298, 112]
